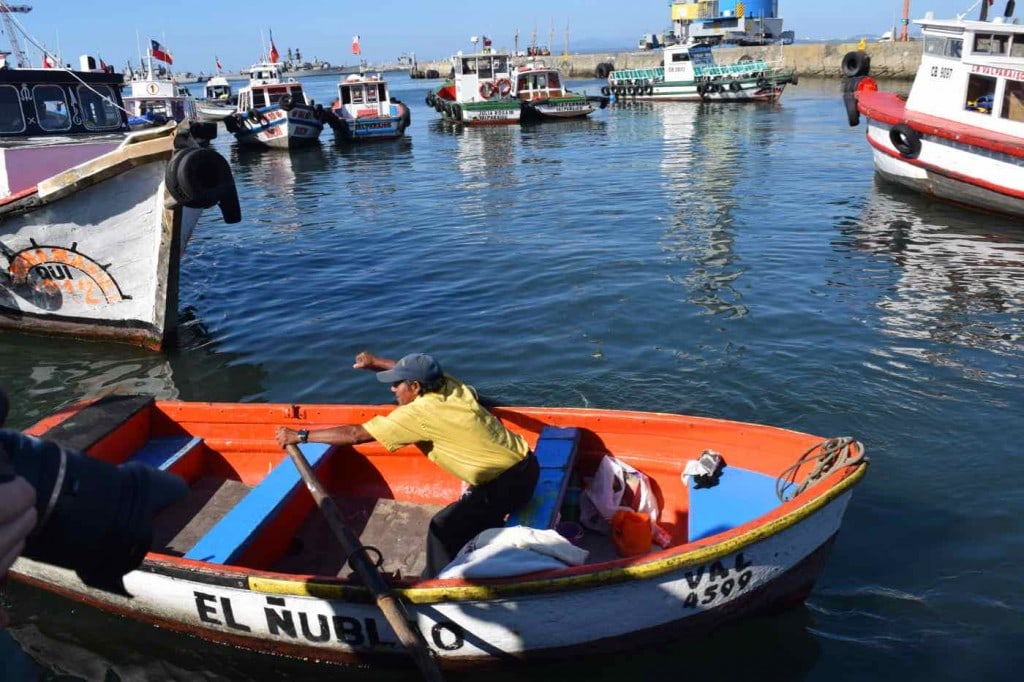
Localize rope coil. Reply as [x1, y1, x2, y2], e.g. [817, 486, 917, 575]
[776, 437, 867, 502]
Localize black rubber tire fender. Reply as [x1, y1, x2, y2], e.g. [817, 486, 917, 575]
[167, 148, 235, 209]
[843, 92, 860, 127]
[223, 114, 240, 133]
[729, 80, 742, 92]
[889, 123, 922, 158]
[841, 51, 871, 78]
[279, 94, 293, 110]
[601, 85, 610, 97]
[644, 84, 653, 95]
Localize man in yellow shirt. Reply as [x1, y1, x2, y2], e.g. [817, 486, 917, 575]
[276, 351, 538, 578]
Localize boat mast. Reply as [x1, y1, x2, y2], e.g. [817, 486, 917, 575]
[900, 0, 910, 41]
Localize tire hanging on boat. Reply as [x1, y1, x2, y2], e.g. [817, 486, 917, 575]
[644, 84, 653, 95]
[278, 94, 293, 111]
[601, 85, 611, 96]
[841, 51, 871, 78]
[889, 123, 922, 158]
[729, 80, 742, 92]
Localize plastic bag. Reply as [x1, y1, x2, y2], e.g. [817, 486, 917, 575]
[580, 455, 660, 534]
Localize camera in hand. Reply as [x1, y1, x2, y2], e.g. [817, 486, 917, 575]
[0, 388, 187, 594]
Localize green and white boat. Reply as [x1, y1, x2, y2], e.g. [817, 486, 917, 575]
[604, 42, 797, 103]
[425, 46, 521, 126]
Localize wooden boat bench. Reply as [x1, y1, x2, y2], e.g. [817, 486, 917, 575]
[505, 426, 581, 529]
[183, 443, 332, 564]
[687, 466, 782, 542]
[126, 435, 204, 470]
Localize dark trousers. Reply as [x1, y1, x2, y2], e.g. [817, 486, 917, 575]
[424, 453, 539, 578]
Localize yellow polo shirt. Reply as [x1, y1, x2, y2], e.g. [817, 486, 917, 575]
[362, 376, 529, 485]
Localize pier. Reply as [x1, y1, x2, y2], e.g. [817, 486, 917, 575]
[413, 41, 921, 80]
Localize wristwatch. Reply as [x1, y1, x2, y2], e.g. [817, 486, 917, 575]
[297, 429, 309, 444]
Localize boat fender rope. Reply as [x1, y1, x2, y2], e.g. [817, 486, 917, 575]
[890, 123, 922, 158]
[775, 437, 868, 502]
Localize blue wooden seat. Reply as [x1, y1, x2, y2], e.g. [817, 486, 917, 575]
[184, 443, 331, 564]
[506, 426, 581, 529]
[687, 465, 782, 542]
[127, 435, 203, 470]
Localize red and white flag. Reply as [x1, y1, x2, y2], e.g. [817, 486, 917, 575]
[215, 55, 222, 72]
[269, 30, 279, 63]
[42, 52, 55, 68]
[482, 36, 492, 48]
[150, 39, 173, 65]
[352, 35, 361, 55]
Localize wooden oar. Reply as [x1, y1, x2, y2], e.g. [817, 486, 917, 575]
[285, 444, 445, 682]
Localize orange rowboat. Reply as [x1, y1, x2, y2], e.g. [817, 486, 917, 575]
[11, 396, 867, 670]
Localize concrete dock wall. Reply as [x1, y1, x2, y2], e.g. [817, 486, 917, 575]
[418, 41, 921, 81]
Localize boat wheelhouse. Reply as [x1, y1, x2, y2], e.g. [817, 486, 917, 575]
[122, 56, 198, 127]
[606, 42, 796, 102]
[327, 73, 410, 142]
[512, 59, 606, 121]
[425, 48, 521, 125]
[843, 2, 1024, 217]
[225, 60, 324, 149]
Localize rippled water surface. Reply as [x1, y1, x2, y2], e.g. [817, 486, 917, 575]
[2, 74, 1022, 681]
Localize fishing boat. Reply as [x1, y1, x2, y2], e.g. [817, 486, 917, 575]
[223, 60, 324, 149]
[841, 1, 1024, 218]
[425, 42, 521, 125]
[325, 72, 411, 142]
[604, 41, 797, 102]
[0, 52, 241, 350]
[195, 75, 237, 123]
[122, 42, 198, 128]
[511, 58, 607, 122]
[10, 396, 868, 669]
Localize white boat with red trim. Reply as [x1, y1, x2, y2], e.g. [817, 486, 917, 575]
[223, 60, 325, 149]
[425, 46, 521, 126]
[605, 41, 796, 102]
[122, 55, 198, 129]
[326, 73, 410, 142]
[842, 2, 1024, 218]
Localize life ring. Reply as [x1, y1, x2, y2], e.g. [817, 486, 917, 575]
[496, 78, 512, 97]
[601, 85, 610, 96]
[147, 83, 159, 95]
[889, 123, 922, 158]
[279, 94, 293, 110]
[479, 81, 497, 100]
[841, 51, 871, 78]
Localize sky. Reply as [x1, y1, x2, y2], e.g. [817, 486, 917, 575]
[0, 1, 1004, 74]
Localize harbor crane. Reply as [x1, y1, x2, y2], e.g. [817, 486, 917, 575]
[0, 2, 32, 68]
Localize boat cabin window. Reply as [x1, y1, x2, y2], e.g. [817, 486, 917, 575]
[1012, 37, 1024, 59]
[478, 58, 494, 79]
[973, 33, 1010, 56]
[1002, 79, 1024, 122]
[366, 84, 379, 103]
[76, 85, 121, 130]
[493, 56, 508, 74]
[350, 86, 364, 104]
[671, 51, 691, 63]
[459, 58, 477, 75]
[0, 85, 25, 134]
[34, 85, 71, 132]
[965, 74, 997, 115]
[924, 35, 963, 59]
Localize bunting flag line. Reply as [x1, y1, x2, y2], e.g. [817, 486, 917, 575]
[352, 35, 361, 55]
[150, 39, 173, 65]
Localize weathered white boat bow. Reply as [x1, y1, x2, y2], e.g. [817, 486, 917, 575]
[1, 61, 241, 350]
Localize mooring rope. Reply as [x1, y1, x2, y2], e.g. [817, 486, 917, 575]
[776, 436, 867, 502]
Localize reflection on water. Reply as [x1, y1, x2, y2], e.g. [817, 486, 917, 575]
[845, 181, 1024, 371]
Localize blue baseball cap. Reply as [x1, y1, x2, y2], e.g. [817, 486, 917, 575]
[375, 353, 443, 384]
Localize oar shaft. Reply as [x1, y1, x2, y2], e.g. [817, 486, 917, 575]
[285, 444, 444, 682]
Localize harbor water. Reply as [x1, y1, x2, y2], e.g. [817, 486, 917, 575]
[1, 73, 1022, 681]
